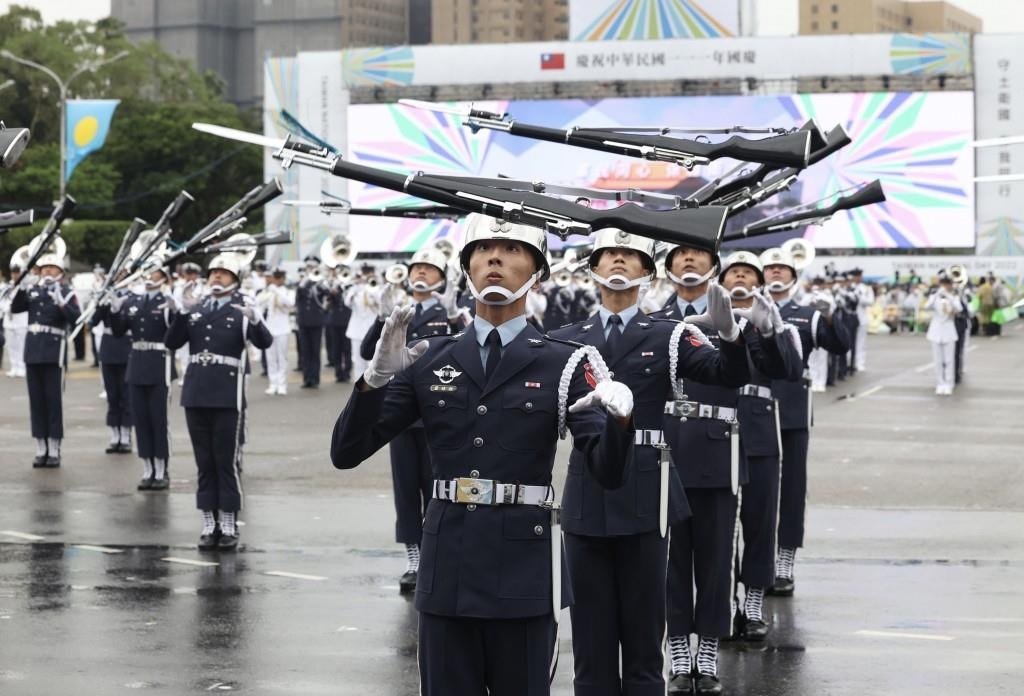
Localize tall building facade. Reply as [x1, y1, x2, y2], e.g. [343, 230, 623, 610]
[799, 0, 981, 35]
[431, 0, 568, 44]
[111, 0, 408, 107]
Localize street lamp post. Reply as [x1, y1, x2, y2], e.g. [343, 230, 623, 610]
[0, 49, 129, 199]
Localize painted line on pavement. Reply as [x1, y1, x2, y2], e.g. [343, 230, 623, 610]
[73, 544, 124, 554]
[0, 530, 45, 541]
[160, 557, 219, 567]
[848, 385, 884, 401]
[855, 629, 955, 641]
[914, 361, 935, 373]
[264, 570, 329, 581]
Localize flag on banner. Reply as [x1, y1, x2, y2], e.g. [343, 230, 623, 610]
[65, 99, 120, 182]
[540, 52, 565, 70]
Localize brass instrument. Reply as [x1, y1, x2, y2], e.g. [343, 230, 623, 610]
[552, 269, 573, 288]
[385, 263, 409, 285]
[781, 238, 816, 272]
[321, 233, 358, 270]
[947, 264, 968, 289]
[9, 244, 33, 272]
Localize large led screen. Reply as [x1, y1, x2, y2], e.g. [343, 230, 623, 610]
[345, 92, 975, 252]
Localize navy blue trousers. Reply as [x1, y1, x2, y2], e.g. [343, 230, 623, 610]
[101, 363, 132, 428]
[131, 384, 169, 460]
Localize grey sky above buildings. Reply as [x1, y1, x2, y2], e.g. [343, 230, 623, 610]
[2, 0, 1023, 36]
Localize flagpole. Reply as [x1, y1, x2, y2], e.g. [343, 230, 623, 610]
[0, 49, 128, 200]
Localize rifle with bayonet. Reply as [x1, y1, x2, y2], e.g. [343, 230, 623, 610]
[727, 180, 886, 239]
[0, 208, 34, 232]
[283, 199, 465, 220]
[70, 217, 150, 337]
[0, 195, 76, 303]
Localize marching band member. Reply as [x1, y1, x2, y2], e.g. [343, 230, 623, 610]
[326, 268, 352, 383]
[925, 271, 962, 396]
[165, 253, 273, 550]
[295, 255, 328, 389]
[850, 268, 874, 372]
[343, 263, 380, 382]
[652, 245, 795, 694]
[805, 275, 832, 392]
[256, 268, 295, 395]
[108, 267, 178, 489]
[332, 215, 636, 696]
[551, 230, 750, 696]
[10, 252, 81, 468]
[2, 259, 28, 377]
[760, 248, 850, 598]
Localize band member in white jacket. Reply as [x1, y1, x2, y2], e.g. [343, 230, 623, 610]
[256, 268, 295, 395]
[924, 272, 962, 396]
[850, 268, 874, 372]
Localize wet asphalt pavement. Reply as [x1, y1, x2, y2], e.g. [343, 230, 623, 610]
[1, 326, 1022, 694]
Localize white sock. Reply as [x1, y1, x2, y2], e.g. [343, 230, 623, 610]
[667, 635, 692, 676]
[405, 543, 420, 573]
[35, 439, 47, 456]
[745, 587, 765, 622]
[154, 458, 167, 479]
[201, 510, 217, 535]
[219, 511, 237, 536]
[777, 547, 796, 580]
[142, 459, 154, 479]
[120, 426, 132, 445]
[108, 426, 119, 444]
[47, 438, 60, 457]
[696, 636, 719, 677]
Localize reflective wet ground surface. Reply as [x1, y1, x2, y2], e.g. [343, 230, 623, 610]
[1, 327, 1022, 694]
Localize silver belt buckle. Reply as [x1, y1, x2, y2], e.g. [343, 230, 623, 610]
[455, 477, 494, 505]
[665, 400, 698, 419]
[196, 350, 214, 366]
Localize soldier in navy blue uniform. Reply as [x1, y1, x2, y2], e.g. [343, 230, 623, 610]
[326, 268, 352, 382]
[332, 214, 637, 696]
[108, 267, 179, 490]
[165, 254, 273, 550]
[295, 255, 329, 388]
[652, 245, 797, 695]
[10, 251, 80, 467]
[761, 248, 850, 597]
[358, 247, 468, 592]
[93, 281, 134, 455]
[550, 230, 750, 696]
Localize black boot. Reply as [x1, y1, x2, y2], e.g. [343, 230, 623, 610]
[399, 570, 418, 594]
[198, 527, 221, 551]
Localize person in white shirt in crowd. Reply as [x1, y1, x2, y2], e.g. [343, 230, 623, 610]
[849, 268, 874, 371]
[924, 271, 963, 396]
[2, 261, 28, 377]
[343, 264, 381, 382]
[256, 267, 295, 395]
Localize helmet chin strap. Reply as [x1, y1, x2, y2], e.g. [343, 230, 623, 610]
[766, 279, 797, 295]
[409, 279, 444, 293]
[144, 280, 164, 291]
[40, 275, 60, 286]
[666, 267, 717, 288]
[209, 282, 238, 297]
[589, 268, 652, 290]
[467, 272, 541, 306]
[729, 285, 761, 300]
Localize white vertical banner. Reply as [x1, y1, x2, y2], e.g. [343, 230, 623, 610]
[974, 34, 1024, 256]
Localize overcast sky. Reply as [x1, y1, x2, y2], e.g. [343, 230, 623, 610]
[2, 0, 1022, 35]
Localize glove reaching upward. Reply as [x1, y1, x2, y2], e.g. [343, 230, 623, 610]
[732, 293, 776, 336]
[364, 305, 430, 389]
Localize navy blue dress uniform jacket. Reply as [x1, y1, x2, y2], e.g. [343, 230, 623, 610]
[10, 283, 81, 364]
[109, 292, 177, 385]
[652, 301, 795, 489]
[327, 289, 351, 327]
[331, 323, 635, 619]
[295, 281, 327, 328]
[551, 312, 750, 536]
[773, 301, 850, 430]
[93, 301, 132, 365]
[164, 294, 274, 409]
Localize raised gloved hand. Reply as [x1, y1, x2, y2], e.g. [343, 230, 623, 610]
[48, 284, 69, 307]
[705, 282, 740, 342]
[109, 293, 127, 313]
[364, 305, 430, 389]
[377, 283, 405, 320]
[231, 295, 262, 323]
[176, 281, 202, 313]
[432, 267, 462, 320]
[811, 290, 835, 319]
[732, 293, 776, 336]
[568, 379, 634, 420]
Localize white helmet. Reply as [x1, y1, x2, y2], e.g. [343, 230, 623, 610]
[36, 253, 65, 272]
[719, 250, 764, 284]
[409, 247, 447, 275]
[759, 247, 796, 274]
[208, 253, 243, 280]
[587, 228, 656, 290]
[459, 214, 550, 281]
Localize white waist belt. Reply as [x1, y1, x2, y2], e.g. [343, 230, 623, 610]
[432, 478, 552, 506]
[132, 341, 166, 351]
[664, 400, 737, 422]
[28, 323, 65, 336]
[634, 429, 666, 446]
[738, 384, 773, 400]
[189, 350, 242, 368]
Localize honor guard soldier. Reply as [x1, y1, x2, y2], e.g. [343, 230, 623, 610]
[296, 255, 328, 388]
[359, 247, 468, 592]
[332, 214, 637, 696]
[761, 247, 850, 597]
[165, 254, 273, 550]
[652, 245, 795, 694]
[93, 284, 134, 454]
[108, 267, 179, 489]
[550, 230, 750, 696]
[10, 248, 80, 467]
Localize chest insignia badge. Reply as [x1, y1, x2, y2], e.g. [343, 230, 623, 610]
[433, 364, 462, 384]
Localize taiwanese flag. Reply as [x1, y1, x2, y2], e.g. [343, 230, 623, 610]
[541, 52, 565, 70]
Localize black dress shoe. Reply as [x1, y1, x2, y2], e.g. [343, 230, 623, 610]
[32, 455, 47, 468]
[742, 618, 769, 641]
[723, 611, 746, 642]
[218, 533, 239, 551]
[198, 528, 221, 551]
[137, 477, 154, 491]
[768, 576, 794, 597]
[399, 570, 417, 594]
[149, 476, 170, 491]
[43, 456, 61, 468]
[694, 673, 723, 695]
[667, 671, 694, 694]
[116, 443, 133, 454]
[105, 443, 119, 454]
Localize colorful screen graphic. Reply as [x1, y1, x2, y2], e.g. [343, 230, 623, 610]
[345, 92, 975, 252]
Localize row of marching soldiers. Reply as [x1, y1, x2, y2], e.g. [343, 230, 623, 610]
[329, 215, 852, 696]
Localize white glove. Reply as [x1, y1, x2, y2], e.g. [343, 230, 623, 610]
[432, 267, 462, 320]
[23, 272, 39, 287]
[568, 380, 634, 420]
[48, 285, 67, 307]
[377, 283, 404, 319]
[812, 290, 835, 319]
[733, 293, 775, 336]
[706, 283, 740, 342]
[178, 282, 201, 313]
[364, 305, 430, 389]
[109, 294, 126, 313]
[231, 295, 262, 323]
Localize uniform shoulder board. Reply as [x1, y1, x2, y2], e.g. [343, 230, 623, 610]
[541, 334, 586, 349]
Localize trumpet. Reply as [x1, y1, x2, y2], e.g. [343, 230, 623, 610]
[781, 237, 816, 272]
[385, 263, 409, 285]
